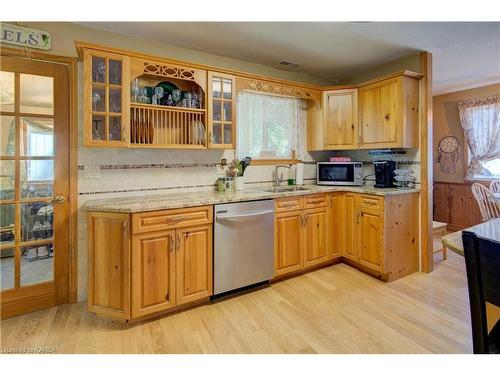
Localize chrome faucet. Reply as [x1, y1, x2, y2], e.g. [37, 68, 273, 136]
[274, 165, 291, 187]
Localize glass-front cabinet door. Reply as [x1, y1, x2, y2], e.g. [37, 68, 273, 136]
[207, 72, 235, 148]
[83, 49, 130, 146]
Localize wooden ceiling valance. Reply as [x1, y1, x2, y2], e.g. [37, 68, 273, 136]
[236, 77, 321, 104]
[130, 58, 207, 89]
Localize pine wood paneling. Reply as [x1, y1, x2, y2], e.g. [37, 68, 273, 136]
[433, 181, 483, 231]
[384, 193, 419, 281]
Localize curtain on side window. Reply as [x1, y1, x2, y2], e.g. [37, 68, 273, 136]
[237, 91, 306, 159]
[459, 96, 500, 179]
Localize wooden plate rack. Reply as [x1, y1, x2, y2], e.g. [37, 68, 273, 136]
[130, 103, 206, 148]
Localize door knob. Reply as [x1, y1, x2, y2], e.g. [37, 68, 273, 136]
[51, 195, 66, 204]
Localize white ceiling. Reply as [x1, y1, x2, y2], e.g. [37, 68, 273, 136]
[79, 22, 500, 95]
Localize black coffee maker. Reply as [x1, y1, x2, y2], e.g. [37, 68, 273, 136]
[374, 160, 396, 188]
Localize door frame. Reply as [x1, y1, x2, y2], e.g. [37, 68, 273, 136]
[1, 46, 78, 303]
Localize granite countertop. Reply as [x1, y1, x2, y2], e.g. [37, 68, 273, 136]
[442, 218, 500, 256]
[84, 185, 420, 213]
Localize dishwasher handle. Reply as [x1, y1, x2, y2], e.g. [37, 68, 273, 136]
[216, 209, 274, 220]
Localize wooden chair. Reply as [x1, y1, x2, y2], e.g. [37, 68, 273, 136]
[432, 221, 448, 260]
[471, 183, 500, 222]
[462, 231, 500, 354]
[490, 180, 500, 193]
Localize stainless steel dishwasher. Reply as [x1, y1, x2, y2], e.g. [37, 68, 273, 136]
[214, 200, 274, 295]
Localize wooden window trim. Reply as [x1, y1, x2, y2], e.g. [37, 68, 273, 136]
[251, 159, 299, 166]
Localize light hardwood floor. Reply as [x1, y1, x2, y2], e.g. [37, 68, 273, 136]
[0, 249, 471, 354]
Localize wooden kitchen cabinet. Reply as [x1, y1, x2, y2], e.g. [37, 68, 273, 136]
[328, 193, 344, 258]
[87, 212, 130, 320]
[357, 208, 383, 272]
[131, 230, 176, 318]
[303, 207, 329, 268]
[322, 89, 358, 150]
[208, 71, 236, 148]
[359, 74, 419, 149]
[274, 194, 330, 277]
[325, 192, 419, 281]
[83, 49, 130, 147]
[275, 211, 303, 276]
[87, 206, 213, 321]
[176, 225, 213, 305]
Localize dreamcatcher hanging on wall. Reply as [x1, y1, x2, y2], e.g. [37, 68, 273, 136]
[437, 135, 461, 174]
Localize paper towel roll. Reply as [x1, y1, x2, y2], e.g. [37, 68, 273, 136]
[296, 162, 304, 185]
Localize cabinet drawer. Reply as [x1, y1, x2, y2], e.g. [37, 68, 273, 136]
[275, 197, 303, 212]
[358, 195, 384, 210]
[304, 194, 328, 209]
[132, 206, 213, 234]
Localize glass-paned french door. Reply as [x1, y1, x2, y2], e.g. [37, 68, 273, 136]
[0, 55, 69, 318]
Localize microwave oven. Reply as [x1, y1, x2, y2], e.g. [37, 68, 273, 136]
[316, 162, 364, 186]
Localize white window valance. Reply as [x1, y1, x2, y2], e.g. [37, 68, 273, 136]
[236, 91, 307, 160]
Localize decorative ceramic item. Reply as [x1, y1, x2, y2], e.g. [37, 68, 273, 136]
[393, 168, 416, 189]
[217, 177, 233, 192]
[437, 135, 460, 174]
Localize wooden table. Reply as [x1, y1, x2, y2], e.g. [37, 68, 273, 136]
[442, 218, 500, 256]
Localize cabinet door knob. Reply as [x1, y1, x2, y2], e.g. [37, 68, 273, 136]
[165, 293, 169, 300]
[384, 114, 390, 121]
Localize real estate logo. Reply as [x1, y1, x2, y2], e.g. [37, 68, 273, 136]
[0, 23, 51, 50]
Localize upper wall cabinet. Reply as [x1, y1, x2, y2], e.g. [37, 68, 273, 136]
[322, 89, 358, 150]
[307, 72, 421, 152]
[83, 49, 130, 147]
[207, 72, 236, 148]
[358, 74, 420, 149]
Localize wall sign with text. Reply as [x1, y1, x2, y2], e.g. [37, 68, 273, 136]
[0, 23, 51, 50]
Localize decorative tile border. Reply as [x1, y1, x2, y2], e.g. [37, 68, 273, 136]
[77, 162, 219, 171]
[79, 183, 216, 196]
[77, 161, 319, 171]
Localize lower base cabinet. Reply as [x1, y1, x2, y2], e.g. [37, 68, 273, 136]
[87, 212, 130, 320]
[303, 208, 329, 268]
[275, 191, 419, 281]
[131, 230, 176, 318]
[328, 192, 419, 280]
[275, 211, 303, 276]
[87, 206, 213, 321]
[274, 194, 330, 277]
[176, 225, 213, 306]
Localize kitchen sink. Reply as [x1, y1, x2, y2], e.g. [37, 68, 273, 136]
[263, 186, 312, 193]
